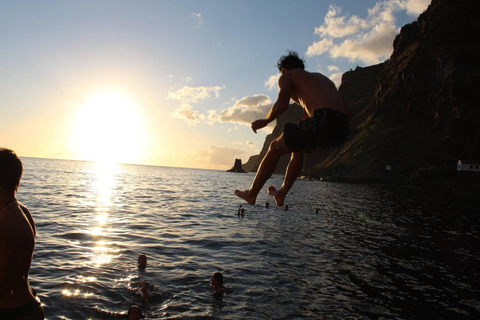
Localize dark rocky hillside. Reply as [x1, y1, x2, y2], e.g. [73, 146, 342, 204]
[244, 0, 480, 185]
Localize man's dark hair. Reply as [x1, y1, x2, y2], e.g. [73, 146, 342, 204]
[277, 50, 305, 72]
[0, 148, 23, 192]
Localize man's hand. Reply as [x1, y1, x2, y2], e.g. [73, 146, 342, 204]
[251, 119, 270, 133]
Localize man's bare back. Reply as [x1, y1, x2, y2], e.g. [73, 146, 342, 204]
[282, 68, 348, 117]
[0, 202, 37, 308]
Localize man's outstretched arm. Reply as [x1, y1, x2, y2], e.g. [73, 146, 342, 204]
[251, 74, 292, 133]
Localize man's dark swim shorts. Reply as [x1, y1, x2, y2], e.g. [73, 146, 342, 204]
[284, 108, 350, 152]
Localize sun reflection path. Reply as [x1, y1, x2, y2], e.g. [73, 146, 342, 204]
[89, 161, 120, 267]
[63, 161, 125, 303]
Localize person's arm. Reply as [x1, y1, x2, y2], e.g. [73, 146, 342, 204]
[251, 74, 292, 133]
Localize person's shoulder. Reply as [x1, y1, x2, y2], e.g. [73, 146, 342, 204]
[1, 206, 35, 240]
[291, 69, 316, 81]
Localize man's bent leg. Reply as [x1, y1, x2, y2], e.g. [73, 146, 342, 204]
[268, 151, 305, 206]
[235, 134, 290, 204]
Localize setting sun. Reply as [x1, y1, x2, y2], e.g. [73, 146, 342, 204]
[72, 91, 147, 164]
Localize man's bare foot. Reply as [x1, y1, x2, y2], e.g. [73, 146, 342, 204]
[267, 185, 285, 206]
[234, 189, 256, 205]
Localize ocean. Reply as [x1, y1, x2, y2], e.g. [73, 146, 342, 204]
[14, 157, 480, 319]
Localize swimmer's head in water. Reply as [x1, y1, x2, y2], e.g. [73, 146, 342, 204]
[211, 272, 224, 288]
[137, 254, 147, 269]
[128, 305, 143, 320]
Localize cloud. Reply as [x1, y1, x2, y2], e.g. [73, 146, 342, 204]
[191, 12, 204, 26]
[401, 0, 431, 16]
[195, 146, 245, 166]
[246, 141, 255, 147]
[305, 38, 333, 56]
[171, 104, 205, 124]
[314, 5, 365, 38]
[330, 23, 399, 64]
[329, 72, 344, 88]
[306, 0, 429, 64]
[168, 85, 224, 104]
[265, 74, 280, 90]
[212, 94, 273, 126]
[327, 65, 339, 72]
[169, 85, 224, 123]
[206, 109, 217, 125]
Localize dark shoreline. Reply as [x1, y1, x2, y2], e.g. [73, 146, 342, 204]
[317, 174, 480, 191]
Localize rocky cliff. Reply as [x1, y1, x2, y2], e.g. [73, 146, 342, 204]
[244, 0, 480, 184]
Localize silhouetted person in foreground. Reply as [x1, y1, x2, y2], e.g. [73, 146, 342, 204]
[235, 51, 350, 206]
[0, 148, 45, 319]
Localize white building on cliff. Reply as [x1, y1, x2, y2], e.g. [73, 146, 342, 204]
[457, 160, 480, 172]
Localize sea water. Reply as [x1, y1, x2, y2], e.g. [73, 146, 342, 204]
[15, 158, 480, 319]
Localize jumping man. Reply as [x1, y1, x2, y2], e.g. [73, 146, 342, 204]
[234, 51, 351, 206]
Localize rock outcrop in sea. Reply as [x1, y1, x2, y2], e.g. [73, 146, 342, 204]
[227, 158, 246, 173]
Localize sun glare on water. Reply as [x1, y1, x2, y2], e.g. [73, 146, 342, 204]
[72, 91, 147, 164]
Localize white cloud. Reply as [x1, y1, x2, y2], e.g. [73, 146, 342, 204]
[330, 23, 399, 64]
[314, 5, 365, 38]
[169, 85, 224, 124]
[214, 94, 273, 126]
[305, 38, 333, 56]
[329, 72, 344, 89]
[327, 65, 339, 72]
[246, 141, 255, 147]
[206, 109, 217, 125]
[191, 12, 204, 26]
[171, 104, 204, 124]
[402, 0, 431, 16]
[265, 74, 280, 91]
[195, 146, 245, 166]
[234, 141, 242, 145]
[168, 85, 224, 103]
[306, 0, 430, 64]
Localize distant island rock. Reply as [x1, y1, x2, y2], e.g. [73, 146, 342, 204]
[243, 0, 480, 186]
[227, 158, 246, 173]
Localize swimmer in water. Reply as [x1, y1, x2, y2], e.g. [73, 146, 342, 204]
[237, 205, 245, 217]
[210, 272, 226, 298]
[137, 254, 147, 269]
[127, 305, 143, 320]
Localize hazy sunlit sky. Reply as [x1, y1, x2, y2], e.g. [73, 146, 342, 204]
[0, 0, 430, 170]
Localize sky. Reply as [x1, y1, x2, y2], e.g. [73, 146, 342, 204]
[0, 0, 430, 170]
